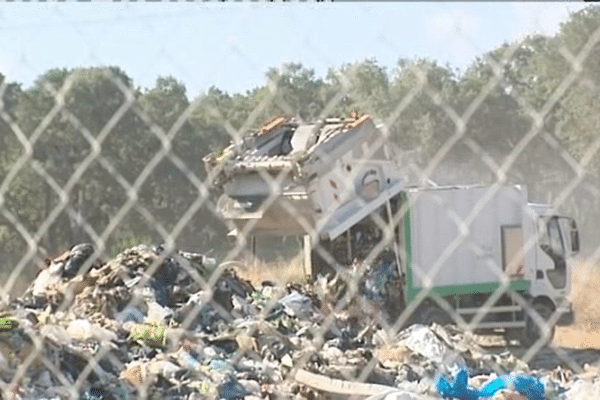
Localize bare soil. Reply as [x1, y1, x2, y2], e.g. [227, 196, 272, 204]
[554, 259, 600, 349]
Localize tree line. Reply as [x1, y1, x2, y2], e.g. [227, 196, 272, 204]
[1, 6, 600, 281]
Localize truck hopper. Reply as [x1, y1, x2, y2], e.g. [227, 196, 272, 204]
[203, 114, 404, 242]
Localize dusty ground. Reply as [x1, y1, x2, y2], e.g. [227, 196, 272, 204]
[554, 259, 600, 349]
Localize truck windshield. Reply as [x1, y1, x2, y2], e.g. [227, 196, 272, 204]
[548, 217, 565, 257]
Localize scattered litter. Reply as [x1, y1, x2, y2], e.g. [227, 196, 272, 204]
[129, 323, 167, 348]
[0, 244, 592, 399]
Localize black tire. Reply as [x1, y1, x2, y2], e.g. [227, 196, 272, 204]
[418, 306, 452, 326]
[522, 302, 555, 347]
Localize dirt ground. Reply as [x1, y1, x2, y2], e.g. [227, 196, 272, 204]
[554, 259, 600, 349]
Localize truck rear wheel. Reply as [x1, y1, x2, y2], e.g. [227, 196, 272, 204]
[522, 302, 555, 347]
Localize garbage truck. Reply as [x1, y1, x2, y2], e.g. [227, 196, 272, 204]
[203, 114, 578, 343]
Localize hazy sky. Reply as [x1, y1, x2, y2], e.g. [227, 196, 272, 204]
[0, 2, 587, 97]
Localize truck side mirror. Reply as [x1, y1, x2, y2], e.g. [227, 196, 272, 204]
[540, 243, 551, 255]
[571, 230, 580, 254]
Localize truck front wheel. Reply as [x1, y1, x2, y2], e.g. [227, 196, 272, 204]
[522, 302, 555, 347]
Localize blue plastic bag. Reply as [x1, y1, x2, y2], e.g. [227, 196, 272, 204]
[436, 367, 545, 400]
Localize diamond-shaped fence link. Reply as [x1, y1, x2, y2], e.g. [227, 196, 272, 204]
[1, 9, 600, 400]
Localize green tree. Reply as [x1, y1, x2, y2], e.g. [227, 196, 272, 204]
[0, 73, 26, 268]
[323, 58, 391, 119]
[551, 6, 600, 175]
[265, 63, 326, 121]
[140, 76, 228, 252]
[190, 86, 237, 150]
[10, 66, 149, 254]
[387, 58, 458, 161]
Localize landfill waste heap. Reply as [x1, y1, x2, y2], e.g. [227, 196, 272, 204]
[0, 244, 596, 399]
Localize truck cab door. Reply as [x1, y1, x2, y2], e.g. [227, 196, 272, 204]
[538, 216, 569, 289]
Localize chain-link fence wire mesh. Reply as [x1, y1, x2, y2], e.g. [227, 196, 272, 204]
[1, 5, 600, 399]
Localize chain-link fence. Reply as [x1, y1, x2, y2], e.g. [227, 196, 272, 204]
[1, 5, 600, 400]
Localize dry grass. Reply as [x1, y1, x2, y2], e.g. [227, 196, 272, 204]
[233, 254, 308, 286]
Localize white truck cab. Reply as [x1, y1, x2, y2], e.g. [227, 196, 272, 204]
[528, 204, 578, 328]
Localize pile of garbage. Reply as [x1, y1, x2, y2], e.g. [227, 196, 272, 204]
[0, 244, 596, 399]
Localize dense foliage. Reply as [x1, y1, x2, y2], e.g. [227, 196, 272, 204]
[2, 6, 600, 283]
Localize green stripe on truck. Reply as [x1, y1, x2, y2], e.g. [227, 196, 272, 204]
[409, 280, 531, 300]
[402, 192, 418, 303]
